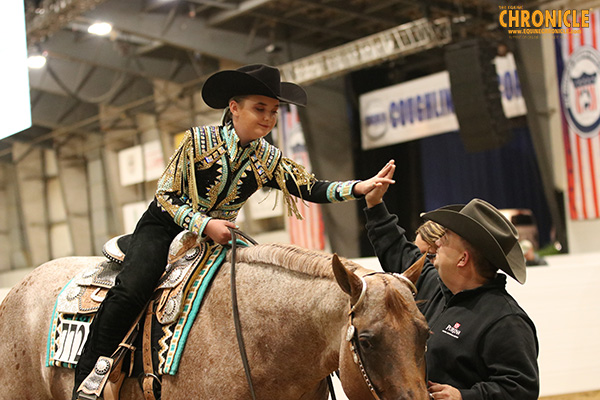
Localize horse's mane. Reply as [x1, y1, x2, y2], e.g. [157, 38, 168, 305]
[232, 243, 423, 328]
[232, 243, 362, 279]
[380, 274, 428, 331]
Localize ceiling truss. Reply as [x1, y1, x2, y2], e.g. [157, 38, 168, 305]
[2, 0, 531, 158]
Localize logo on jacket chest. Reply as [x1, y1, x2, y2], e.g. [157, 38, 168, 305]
[442, 322, 462, 339]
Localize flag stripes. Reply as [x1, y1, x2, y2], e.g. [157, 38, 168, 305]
[558, 9, 600, 220]
[278, 105, 326, 250]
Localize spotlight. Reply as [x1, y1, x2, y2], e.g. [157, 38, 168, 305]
[27, 53, 47, 69]
[88, 22, 113, 36]
[265, 43, 282, 54]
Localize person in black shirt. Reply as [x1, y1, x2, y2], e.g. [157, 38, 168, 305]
[364, 161, 539, 400]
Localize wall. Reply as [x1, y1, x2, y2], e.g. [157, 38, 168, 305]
[508, 255, 600, 396]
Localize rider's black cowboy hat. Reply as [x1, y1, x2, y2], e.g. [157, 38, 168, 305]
[201, 64, 307, 109]
[422, 198, 527, 284]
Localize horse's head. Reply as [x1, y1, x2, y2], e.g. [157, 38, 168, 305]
[332, 254, 430, 400]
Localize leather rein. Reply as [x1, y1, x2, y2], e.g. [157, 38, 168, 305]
[228, 227, 259, 400]
[344, 272, 418, 400]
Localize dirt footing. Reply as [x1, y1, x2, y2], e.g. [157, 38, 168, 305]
[541, 390, 600, 400]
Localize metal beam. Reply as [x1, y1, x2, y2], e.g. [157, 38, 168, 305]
[35, 30, 200, 83]
[29, 90, 99, 129]
[26, 0, 109, 44]
[208, 0, 276, 26]
[289, 0, 400, 28]
[83, 0, 317, 64]
[186, 0, 237, 10]
[279, 17, 452, 85]
[218, 6, 362, 43]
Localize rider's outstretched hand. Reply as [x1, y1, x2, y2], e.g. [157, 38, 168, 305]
[354, 160, 396, 208]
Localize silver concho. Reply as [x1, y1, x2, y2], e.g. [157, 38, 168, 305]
[66, 285, 84, 301]
[185, 246, 200, 260]
[164, 298, 177, 318]
[346, 324, 355, 342]
[167, 267, 182, 284]
[81, 266, 100, 278]
[94, 358, 111, 375]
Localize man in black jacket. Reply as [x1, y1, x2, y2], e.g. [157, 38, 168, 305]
[364, 161, 539, 400]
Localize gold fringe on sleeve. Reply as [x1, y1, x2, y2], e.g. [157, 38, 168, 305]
[156, 129, 201, 213]
[273, 157, 317, 220]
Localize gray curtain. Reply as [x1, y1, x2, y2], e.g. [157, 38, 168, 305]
[298, 78, 362, 258]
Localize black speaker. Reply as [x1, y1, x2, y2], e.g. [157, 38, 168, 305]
[445, 39, 512, 153]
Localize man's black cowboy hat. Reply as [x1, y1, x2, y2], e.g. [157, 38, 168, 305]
[201, 64, 307, 109]
[422, 198, 527, 284]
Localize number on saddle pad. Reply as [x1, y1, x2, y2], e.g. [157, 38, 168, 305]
[54, 320, 90, 365]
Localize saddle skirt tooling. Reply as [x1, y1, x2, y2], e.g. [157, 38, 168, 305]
[46, 230, 233, 376]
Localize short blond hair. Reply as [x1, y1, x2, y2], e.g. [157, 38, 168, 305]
[416, 220, 445, 247]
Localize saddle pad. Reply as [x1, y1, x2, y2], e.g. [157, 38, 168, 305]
[157, 244, 227, 375]
[45, 260, 114, 368]
[45, 242, 235, 373]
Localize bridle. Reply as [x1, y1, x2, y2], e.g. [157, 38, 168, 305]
[344, 272, 418, 400]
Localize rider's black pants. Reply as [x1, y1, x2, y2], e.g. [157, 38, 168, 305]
[73, 199, 182, 393]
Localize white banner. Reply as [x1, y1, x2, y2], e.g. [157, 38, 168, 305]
[118, 140, 165, 186]
[143, 140, 165, 181]
[360, 53, 527, 150]
[118, 145, 144, 186]
[496, 54, 528, 119]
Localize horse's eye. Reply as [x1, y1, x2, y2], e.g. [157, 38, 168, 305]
[358, 332, 374, 351]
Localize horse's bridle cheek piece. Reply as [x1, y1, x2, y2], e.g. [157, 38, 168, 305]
[345, 276, 383, 400]
[344, 272, 419, 400]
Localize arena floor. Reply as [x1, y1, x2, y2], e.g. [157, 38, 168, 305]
[541, 391, 600, 399]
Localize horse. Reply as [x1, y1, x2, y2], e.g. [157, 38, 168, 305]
[0, 242, 430, 400]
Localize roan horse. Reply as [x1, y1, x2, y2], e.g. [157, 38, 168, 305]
[0, 242, 430, 400]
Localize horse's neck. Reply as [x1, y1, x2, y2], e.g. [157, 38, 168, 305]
[239, 261, 348, 374]
[294, 275, 350, 369]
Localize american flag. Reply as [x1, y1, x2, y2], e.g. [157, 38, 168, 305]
[277, 105, 326, 250]
[557, 9, 600, 220]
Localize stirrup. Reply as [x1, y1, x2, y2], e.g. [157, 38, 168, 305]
[78, 356, 114, 399]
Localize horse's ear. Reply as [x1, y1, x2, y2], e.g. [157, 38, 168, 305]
[402, 253, 426, 285]
[332, 254, 363, 303]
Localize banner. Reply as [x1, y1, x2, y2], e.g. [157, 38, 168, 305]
[557, 9, 600, 220]
[118, 140, 165, 186]
[359, 53, 526, 150]
[278, 105, 325, 250]
[118, 145, 144, 186]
